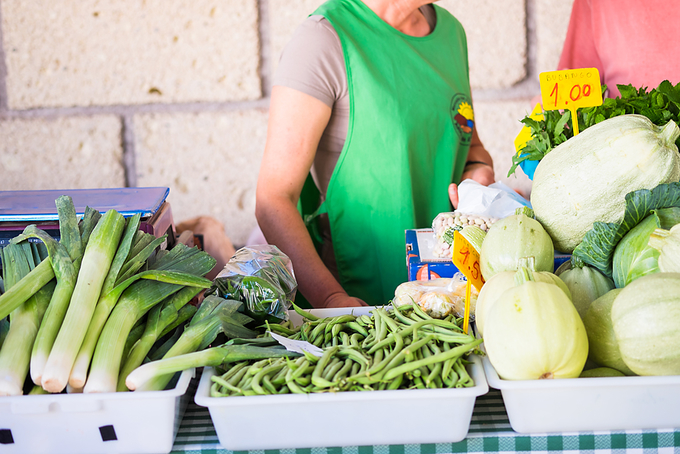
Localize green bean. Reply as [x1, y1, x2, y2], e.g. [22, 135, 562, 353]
[350, 333, 363, 349]
[322, 358, 343, 381]
[309, 321, 328, 344]
[332, 359, 354, 382]
[311, 346, 339, 388]
[262, 375, 278, 394]
[292, 303, 320, 321]
[325, 315, 356, 335]
[340, 331, 350, 346]
[366, 329, 404, 376]
[383, 338, 481, 381]
[252, 363, 286, 395]
[337, 347, 370, 366]
[266, 322, 298, 336]
[220, 361, 248, 382]
[350, 362, 361, 377]
[347, 321, 369, 337]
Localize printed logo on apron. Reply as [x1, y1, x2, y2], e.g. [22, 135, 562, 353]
[450, 93, 474, 145]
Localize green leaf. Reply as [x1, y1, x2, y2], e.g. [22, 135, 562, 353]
[573, 182, 680, 278]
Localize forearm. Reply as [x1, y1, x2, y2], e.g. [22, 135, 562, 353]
[255, 197, 351, 308]
[461, 128, 495, 184]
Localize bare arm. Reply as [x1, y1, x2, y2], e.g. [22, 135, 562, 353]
[448, 127, 495, 208]
[256, 86, 366, 308]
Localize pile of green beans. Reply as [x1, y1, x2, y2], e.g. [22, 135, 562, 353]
[209, 303, 482, 396]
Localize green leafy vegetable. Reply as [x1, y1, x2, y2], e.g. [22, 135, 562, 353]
[573, 182, 680, 278]
[509, 80, 680, 177]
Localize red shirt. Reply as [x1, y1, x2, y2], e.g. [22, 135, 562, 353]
[558, 0, 680, 97]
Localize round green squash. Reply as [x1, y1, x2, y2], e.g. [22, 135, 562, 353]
[556, 259, 615, 319]
[479, 208, 554, 281]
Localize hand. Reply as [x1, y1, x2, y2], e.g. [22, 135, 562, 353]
[322, 292, 369, 308]
[449, 163, 495, 209]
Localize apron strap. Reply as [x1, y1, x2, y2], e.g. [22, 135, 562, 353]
[297, 173, 327, 250]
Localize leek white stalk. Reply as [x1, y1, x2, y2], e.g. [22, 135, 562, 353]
[41, 209, 126, 393]
[84, 245, 215, 393]
[126, 344, 298, 392]
[0, 244, 54, 396]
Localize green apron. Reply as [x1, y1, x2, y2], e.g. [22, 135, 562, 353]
[303, 0, 474, 306]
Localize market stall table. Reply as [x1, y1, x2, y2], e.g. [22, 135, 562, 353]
[170, 386, 680, 454]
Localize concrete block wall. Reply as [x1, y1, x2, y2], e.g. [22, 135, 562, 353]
[0, 0, 575, 246]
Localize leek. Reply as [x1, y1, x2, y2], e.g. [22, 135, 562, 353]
[0, 204, 100, 321]
[84, 244, 215, 393]
[13, 226, 78, 387]
[116, 286, 200, 391]
[69, 269, 210, 388]
[41, 209, 126, 393]
[126, 343, 298, 392]
[0, 243, 55, 395]
[121, 295, 256, 391]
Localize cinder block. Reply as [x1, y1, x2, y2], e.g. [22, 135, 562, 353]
[134, 109, 268, 246]
[2, 0, 261, 109]
[440, 0, 526, 89]
[536, 0, 575, 74]
[473, 99, 534, 199]
[0, 115, 125, 190]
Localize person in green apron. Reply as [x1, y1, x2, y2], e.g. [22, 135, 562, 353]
[256, 0, 494, 308]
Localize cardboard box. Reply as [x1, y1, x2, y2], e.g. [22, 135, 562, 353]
[406, 228, 571, 281]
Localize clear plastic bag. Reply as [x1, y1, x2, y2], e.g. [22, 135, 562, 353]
[208, 245, 297, 323]
[392, 273, 479, 319]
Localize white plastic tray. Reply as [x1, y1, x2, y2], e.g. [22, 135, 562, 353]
[0, 368, 194, 454]
[482, 355, 680, 433]
[195, 306, 488, 450]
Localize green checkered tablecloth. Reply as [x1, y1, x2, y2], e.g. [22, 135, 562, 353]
[170, 387, 680, 454]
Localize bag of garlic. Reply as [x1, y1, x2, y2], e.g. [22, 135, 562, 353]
[391, 273, 478, 319]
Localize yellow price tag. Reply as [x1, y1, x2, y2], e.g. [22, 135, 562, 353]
[452, 231, 485, 334]
[514, 103, 544, 155]
[539, 68, 603, 135]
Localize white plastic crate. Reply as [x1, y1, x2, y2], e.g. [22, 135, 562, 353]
[483, 355, 680, 433]
[0, 369, 194, 454]
[194, 307, 488, 450]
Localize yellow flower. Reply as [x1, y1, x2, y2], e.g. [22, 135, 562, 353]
[457, 102, 474, 121]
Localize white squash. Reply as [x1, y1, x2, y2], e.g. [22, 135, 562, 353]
[531, 115, 680, 253]
[476, 257, 571, 336]
[582, 288, 635, 376]
[479, 207, 554, 280]
[555, 259, 614, 318]
[611, 272, 680, 376]
[483, 267, 588, 380]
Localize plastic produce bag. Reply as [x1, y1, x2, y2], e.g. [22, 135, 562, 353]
[392, 273, 479, 319]
[208, 245, 297, 323]
[456, 179, 530, 219]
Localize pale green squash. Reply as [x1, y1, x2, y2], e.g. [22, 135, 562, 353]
[531, 115, 680, 253]
[479, 207, 554, 280]
[612, 273, 680, 376]
[556, 258, 614, 318]
[476, 257, 570, 336]
[582, 288, 635, 376]
[483, 267, 588, 380]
